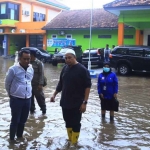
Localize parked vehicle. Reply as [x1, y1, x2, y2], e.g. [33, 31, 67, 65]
[109, 45, 150, 75]
[21, 47, 52, 63]
[81, 49, 104, 67]
[52, 45, 83, 66]
[37, 47, 51, 54]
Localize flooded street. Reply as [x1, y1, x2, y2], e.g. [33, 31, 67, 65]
[0, 57, 150, 150]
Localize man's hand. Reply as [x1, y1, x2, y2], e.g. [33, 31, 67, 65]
[79, 104, 86, 113]
[114, 93, 117, 99]
[37, 85, 43, 91]
[50, 91, 58, 103]
[50, 96, 55, 102]
[100, 93, 104, 99]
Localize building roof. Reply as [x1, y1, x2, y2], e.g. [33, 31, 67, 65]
[104, 0, 150, 8]
[42, 9, 119, 30]
[37, 0, 70, 10]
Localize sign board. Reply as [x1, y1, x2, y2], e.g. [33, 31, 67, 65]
[47, 39, 76, 47]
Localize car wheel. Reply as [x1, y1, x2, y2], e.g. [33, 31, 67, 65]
[40, 58, 46, 63]
[118, 64, 130, 75]
[52, 60, 58, 66]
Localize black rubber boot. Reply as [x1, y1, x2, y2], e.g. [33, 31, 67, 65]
[16, 124, 25, 138]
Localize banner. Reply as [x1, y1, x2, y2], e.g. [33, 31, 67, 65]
[47, 39, 76, 47]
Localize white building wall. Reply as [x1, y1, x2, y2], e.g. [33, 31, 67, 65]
[48, 9, 61, 22]
[21, 2, 62, 23]
[21, 2, 31, 22]
[143, 29, 150, 46]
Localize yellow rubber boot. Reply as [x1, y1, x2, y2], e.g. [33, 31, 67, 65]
[67, 128, 72, 141]
[71, 131, 80, 144]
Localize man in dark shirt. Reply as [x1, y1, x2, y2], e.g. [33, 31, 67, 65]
[50, 49, 91, 145]
[30, 50, 46, 115]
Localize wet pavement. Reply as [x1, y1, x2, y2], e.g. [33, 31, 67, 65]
[0, 57, 150, 150]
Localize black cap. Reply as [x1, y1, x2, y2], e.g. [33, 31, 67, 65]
[103, 62, 111, 67]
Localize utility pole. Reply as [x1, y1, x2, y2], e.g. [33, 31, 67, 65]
[88, 0, 93, 70]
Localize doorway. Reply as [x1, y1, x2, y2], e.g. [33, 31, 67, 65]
[0, 35, 4, 56]
[29, 35, 43, 48]
[9, 35, 26, 55]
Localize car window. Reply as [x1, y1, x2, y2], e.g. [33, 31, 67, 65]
[114, 48, 128, 55]
[38, 48, 49, 54]
[145, 50, 150, 57]
[128, 50, 143, 56]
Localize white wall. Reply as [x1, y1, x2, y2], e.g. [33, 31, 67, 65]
[21, 2, 62, 23]
[48, 9, 61, 22]
[33, 5, 46, 14]
[22, 2, 31, 22]
[143, 29, 150, 46]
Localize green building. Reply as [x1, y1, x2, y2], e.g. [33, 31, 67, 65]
[43, 0, 150, 52]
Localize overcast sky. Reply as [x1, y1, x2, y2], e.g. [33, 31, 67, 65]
[58, 0, 113, 9]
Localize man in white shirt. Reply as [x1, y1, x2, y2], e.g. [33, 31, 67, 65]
[5, 50, 34, 141]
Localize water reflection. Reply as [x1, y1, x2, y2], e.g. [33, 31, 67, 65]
[0, 58, 150, 149]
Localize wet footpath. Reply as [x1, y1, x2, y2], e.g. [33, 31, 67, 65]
[0, 58, 150, 150]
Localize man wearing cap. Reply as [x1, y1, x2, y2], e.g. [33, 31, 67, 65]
[30, 50, 46, 115]
[50, 49, 91, 145]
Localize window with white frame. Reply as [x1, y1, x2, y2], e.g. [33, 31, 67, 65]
[1, 4, 6, 14]
[66, 34, 72, 39]
[51, 34, 57, 39]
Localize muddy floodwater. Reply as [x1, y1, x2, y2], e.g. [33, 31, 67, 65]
[0, 57, 150, 150]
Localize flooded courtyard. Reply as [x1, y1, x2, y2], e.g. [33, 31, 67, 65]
[0, 57, 150, 150]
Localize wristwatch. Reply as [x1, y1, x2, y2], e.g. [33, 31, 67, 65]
[83, 100, 88, 105]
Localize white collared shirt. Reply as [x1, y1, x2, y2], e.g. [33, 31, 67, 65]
[5, 63, 34, 99]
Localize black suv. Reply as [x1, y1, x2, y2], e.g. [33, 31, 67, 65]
[21, 47, 52, 63]
[52, 45, 83, 66]
[82, 49, 104, 67]
[109, 45, 150, 75]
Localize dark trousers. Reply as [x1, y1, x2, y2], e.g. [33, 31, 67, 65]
[62, 107, 82, 132]
[30, 86, 46, 112]
[104, 56, 109, 62]
[9, 96, 31, 140]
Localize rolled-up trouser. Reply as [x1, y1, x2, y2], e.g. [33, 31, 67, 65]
[9, 96, 31, 139]
[62, 107, 82, 132]
[30, 86, 46, 112]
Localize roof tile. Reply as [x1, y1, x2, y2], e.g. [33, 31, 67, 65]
[104, 0, 150, 7]
[42, 9, 119, 30]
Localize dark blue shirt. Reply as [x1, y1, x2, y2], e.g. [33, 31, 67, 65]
[97, 72, 118, 100]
